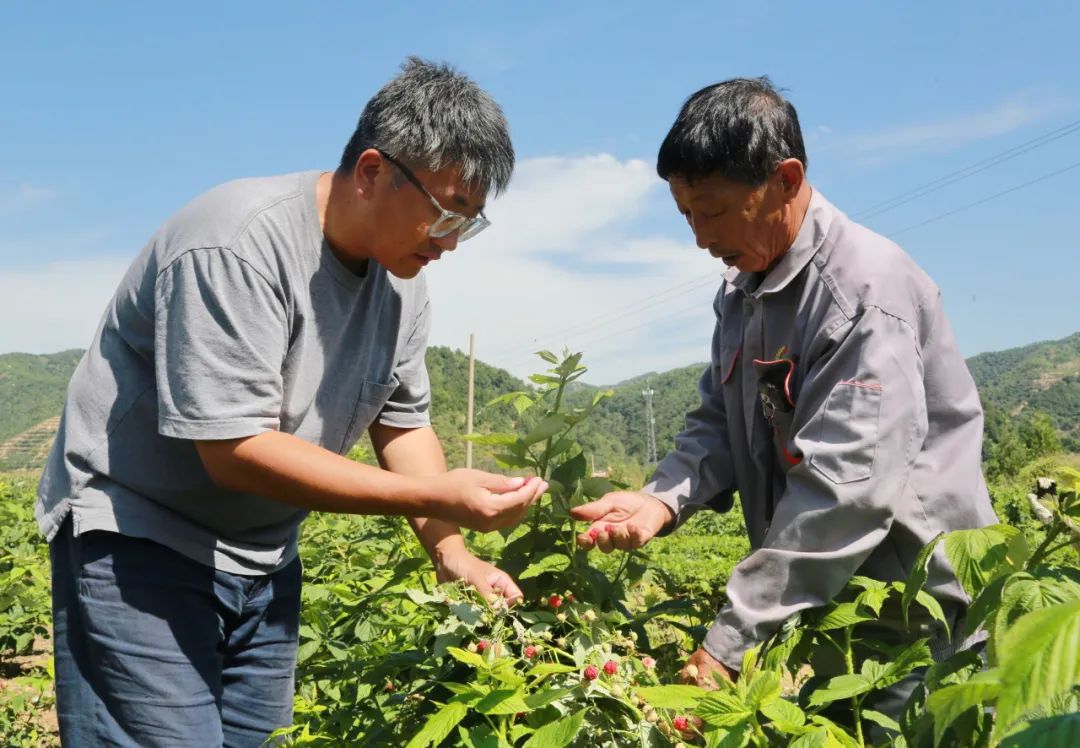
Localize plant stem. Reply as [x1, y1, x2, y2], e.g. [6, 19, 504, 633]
[1027, 524, 1064, 568]
[843, 627, 864, 747]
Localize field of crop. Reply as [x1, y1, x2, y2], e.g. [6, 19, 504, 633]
[2, 353, 1078, 747]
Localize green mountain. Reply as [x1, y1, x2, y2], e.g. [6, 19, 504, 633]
[1, 332, 1077, 472]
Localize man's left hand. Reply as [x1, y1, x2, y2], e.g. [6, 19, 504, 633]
[679, 647, 736, 689]
[435, 549, 524, 605]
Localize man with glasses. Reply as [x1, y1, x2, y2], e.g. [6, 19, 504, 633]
[37, 57, 545, 746]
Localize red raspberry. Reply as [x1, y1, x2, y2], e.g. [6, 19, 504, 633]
[524, 645, 537, 659]
[603, 660, 618, 675]
[476, 640, 489, 653]
[565, 592, 576, 603]
[548, 594, 563, 609]
[673, 715, 689, 731]
[588, 527, 600, 540]
[583, 665, 599, 681]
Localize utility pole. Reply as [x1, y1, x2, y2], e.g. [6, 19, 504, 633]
[465, 333, 476, 468]
[642, 383, 657, 466]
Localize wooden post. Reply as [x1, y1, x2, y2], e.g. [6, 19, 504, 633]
[465, 333, 476, 469]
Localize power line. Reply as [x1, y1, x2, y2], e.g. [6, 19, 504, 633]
[851, 117, 1080, 222]
[887, 158, 1080, 238]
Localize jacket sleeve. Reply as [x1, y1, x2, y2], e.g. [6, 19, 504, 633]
[642, 292, 738, 529]
[703, 305, 929, 668]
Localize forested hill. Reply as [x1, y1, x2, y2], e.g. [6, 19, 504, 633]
[1, 332, 1078, 471]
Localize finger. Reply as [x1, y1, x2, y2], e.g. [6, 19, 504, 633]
[595, 529, 615, 554]
[576, 523, 602, 549]
[491, 480, 544, 510]
[568, 496, 617, 522]
[489, 571, 524, 606]
[479, 472, 529, 493]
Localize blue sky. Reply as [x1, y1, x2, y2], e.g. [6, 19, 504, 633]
[2, 1, 1078, 383]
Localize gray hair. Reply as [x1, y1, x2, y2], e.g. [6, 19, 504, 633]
[338, 56, 515, 196]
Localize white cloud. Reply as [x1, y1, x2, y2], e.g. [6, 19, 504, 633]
[826, 91, 1071, 166]
[426, 154, 721, 384]
[0, 182, 59, 215]
[0, 258, 129, 353]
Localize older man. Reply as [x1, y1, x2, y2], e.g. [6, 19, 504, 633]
[572, 77, 996, 718]
[38, 57, 546, 746]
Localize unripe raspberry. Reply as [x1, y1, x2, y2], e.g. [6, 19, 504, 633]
[524, 645, 538, 659]
[684, 664, 698, 678]
[556, 612, 567, 623]
[583, 665, 599, 681]
[641, 656, 656, 669]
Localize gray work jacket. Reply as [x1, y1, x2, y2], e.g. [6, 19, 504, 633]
[644, 189, 998, 668]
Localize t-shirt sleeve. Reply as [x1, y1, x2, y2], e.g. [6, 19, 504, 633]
[154, 248, 288, 440]
[377, 297, 432, 429]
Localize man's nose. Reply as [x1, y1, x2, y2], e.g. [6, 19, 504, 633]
[432, 232, 459, 252]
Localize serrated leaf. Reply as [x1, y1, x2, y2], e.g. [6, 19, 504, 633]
[527, 663, 578, 679]
[743, 670, 780, 709]
[993, 599, 1080, 741]
[522, 707, 586, 748]
[551, 452, 587, 487]
[636, 684, 708, 709]
[446, 646, 488, 670]
[926, 670, 1001, 746]
[536, 350, 559, 364]
[860, 709, 901, 734]
[943, 525, 1015, 598]
[760, 696, 806, 729]
[475, 688, 530, 715]
[405, 701, 468, 748]
[807, 674, 873, 707]
[902, 532, 944, 624]
[815, 602, 874, 630]
[523, 415, 567, 446]
[1000, 713, 1080, 748]
[881, 639, 934, 686]
[524, 687, 575, 709]
[697, 690, 753, 727]
[518, 553, 571, 579]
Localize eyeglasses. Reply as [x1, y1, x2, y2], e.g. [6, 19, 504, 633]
[377, 149, 491, 241]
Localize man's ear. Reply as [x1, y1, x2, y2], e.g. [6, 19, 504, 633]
[352, 148, 386, 200]
[776, 158, 805, 201]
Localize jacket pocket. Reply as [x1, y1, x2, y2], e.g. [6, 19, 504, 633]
[340, 379, 398, 453]
[810, 380, 882, 484]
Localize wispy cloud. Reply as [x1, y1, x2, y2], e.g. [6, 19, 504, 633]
[824, 90, 1071, 166]
[0, 182, 60, 215]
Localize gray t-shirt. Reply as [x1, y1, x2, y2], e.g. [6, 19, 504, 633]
[36, 171, 431, 574]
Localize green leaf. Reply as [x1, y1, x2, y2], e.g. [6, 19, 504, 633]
[881, 639, 934, 686]
[994, 599, 1080, 741]
[902, 531, 944, 624]
[518, 553, 571, 579]
[743, 670, 780, 709]
[475, 688, 530, 715]
[856, 586, 890, 616]
[1000, 713, 1080, 748]
[550, 452, 587, 487]
[636, 684, 708, 709]
[523, 687, 575, 709]
[943, 525, 1015, 598]
[536, 350, 559, 364]
[527, 663, 578, 679]
[446, 646, 488, 670]
[815, 602, 874, 630]
[926, 669, 1001, 745]
[523, 415, 567, 446]
[463, 431, 519, 447]
[295, 639, 320, 664]
[807, 674, 874, 707]
[860, 709, 901, 734]
[405, 701, 469, 748]
[696, 690, 753, 727]
[759, 697, 806, 730]
[522, 707, 586, 748]
[911, 589, 950, 637]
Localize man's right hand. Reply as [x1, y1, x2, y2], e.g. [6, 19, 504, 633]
[570, 491, 675, 552]
[425, 469, 548, 532]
